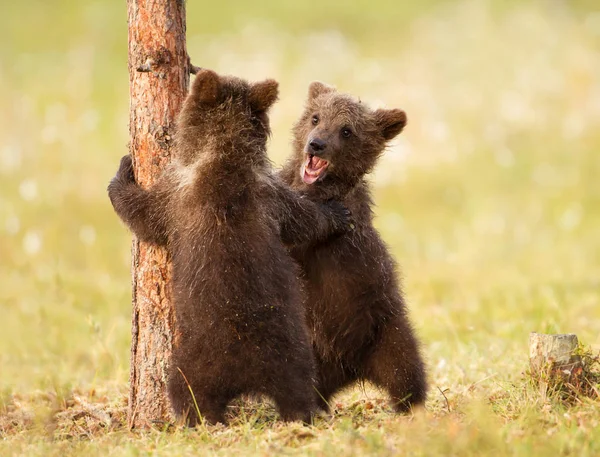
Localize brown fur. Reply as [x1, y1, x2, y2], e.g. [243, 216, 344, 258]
[278, 82, 427, 412]
[108, 71, 350, 425]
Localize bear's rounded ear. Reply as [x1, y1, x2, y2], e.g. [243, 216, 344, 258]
[191, 69, 221, 105]
[374, 108, 407, 141]
[308, 81, 334, 101]
[249, 79, 279, 112]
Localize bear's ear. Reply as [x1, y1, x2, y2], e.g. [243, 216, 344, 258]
[191, 69, 222, 105]
[249, 79, 279, 112]
[308, 81, 334, 101]
[374, 108, 407, 141]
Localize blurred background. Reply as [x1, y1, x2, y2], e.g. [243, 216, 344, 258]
[1, 0, 599, 399]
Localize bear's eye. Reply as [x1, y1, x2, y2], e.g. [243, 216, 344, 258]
[341, 127, 352, 138]
[311, 115, 319, 126]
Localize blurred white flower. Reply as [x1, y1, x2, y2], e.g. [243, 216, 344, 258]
[513, 223, 531, 244]
[562, 114, 585, 140]
[473, 213, 506, 236]
[494, 146, 515, 168]
[19, 179, 38, 201]
[559, 204, 582, 231]
[45, 103, 67, 124]
[79, 225, 97, 245]
[23, 231, 42, 255]
[80, 109, 99, 132]
[381, 213, 404, 232]
[0, 145, 22, 173]
[437, 358, 447, 370]
[499, 91, 534, 125]
[41, 125, 59, 144]
[427, 120, 449, 143]
[5, 216, 20, 235]
[532, 163, 556, 187]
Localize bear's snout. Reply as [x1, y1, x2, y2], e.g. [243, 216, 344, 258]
[308, 138, 327, 154]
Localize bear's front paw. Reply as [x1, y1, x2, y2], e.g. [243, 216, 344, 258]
[107, 155, 135, 203]
[116, 155, 135, 184]
[324, 200, 354, 233]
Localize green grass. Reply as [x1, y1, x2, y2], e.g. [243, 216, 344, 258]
[1, 0, 600, 455]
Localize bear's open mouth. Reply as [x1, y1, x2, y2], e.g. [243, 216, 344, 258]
[301, 154, 329, 184]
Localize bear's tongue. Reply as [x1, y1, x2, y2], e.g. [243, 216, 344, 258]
[302, 155, 329, 184]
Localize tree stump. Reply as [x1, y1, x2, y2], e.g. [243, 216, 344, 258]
[529, 332, 584, 402]
[127, 0, 190, 429]
[529, 332, 581, 374]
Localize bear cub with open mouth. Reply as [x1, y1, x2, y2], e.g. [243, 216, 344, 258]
[279, 81, 427, 413]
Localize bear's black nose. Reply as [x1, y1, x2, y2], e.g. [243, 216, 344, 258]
[308, 138, 327, 153]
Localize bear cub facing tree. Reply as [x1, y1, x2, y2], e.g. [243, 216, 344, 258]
[108, 70, 350, 425]
[279, 82, 427, 412]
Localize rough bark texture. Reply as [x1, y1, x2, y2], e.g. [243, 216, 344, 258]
[127, 0, 189, 429]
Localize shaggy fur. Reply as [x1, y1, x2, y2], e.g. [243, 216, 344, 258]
[108, 71, 350, 425]
[278, 81, 427, 412]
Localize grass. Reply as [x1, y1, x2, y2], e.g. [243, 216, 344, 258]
[1, 0, 600, 455]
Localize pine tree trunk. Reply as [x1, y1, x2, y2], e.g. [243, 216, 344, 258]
[126, 0, 189, 429]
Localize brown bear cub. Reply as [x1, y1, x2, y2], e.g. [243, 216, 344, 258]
[278, 82, 427, 412]
[108, 70, 351, 425]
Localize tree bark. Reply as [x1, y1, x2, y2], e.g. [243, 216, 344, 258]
[127, 0, 189, 429]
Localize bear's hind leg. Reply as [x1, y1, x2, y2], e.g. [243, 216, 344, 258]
[313, 352, 357, 413]
[263, 347, 318, 423]
[168, 367, 231, 426]
[273, 395, 315, 423]
[363, 317, 427, 413]
[188, 394, 229, 426]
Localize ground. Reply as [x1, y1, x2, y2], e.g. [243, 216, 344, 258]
[1, 1, 599, 455]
